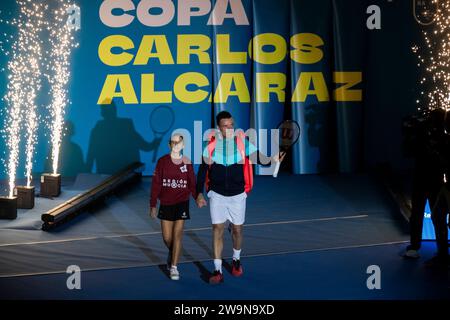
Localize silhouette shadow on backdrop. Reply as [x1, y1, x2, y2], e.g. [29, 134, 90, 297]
[305, 104, 337, 173]
[44, 120, 87, 177]
[86, 101, 162, 174]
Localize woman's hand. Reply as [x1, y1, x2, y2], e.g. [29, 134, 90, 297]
[150, 207, 157, 219]
[196, 194, 207, 208]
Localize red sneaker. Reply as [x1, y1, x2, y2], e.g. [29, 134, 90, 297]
[209, 270, 224, 284]
[231, 259, 243, 277]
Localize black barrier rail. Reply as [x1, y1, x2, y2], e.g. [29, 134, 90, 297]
[41, 162, 145, 230]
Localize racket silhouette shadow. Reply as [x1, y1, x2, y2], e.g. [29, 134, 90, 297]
[150, 105, 175, 162]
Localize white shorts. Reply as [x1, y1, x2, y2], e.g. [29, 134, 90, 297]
[207, 190, 247, 225]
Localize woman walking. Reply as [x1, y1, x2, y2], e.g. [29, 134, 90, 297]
[150, 134, 197, 280]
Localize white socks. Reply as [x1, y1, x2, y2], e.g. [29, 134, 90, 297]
[214, 250, 241, 273]
[233, 248, 241, 261]
[214, 259, 222, 273]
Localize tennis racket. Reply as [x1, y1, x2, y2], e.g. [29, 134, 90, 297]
[273, 120, 301, 178]
[150, 105, 175, 162]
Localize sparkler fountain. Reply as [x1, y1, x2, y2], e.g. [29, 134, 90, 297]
[14, 1, 46, 208]
[0, 0, 78, 216]
[40, 0, 78, 198]
[1, 0, 45, 214]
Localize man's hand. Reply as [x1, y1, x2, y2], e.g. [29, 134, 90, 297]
[150, 207, 157, 219]
[196, 194, 207, 208]
[150, 136, 164, 150]
[273, 151, 286, 163]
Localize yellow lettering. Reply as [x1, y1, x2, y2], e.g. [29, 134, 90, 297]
[98, 35, 134, 67]
[174, 72, 210, 103]
[333, 72, 363, 101]
[290, 33, 324, 64]
[256, 73, 286, 102]
[214, 73, 250, 103]
[249, 33, 287, 65]
[177, 34, 211, 64]
[97, 74, 138, 104]
[141, 74, 172, 103]
[216, 34, 247, 64]
[134, 35, 174, 65]
[292, 72, 329, 102]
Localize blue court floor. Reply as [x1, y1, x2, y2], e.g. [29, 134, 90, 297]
[0, 241, 448, 300]
[0, 173, 448, 300]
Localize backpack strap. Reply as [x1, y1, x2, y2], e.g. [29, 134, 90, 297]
[204, 132, 217, 192]
[235, 132, 253, 194]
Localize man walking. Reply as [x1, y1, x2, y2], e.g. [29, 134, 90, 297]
[196, 111, 285, 284]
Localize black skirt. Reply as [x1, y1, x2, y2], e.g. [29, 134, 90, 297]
[158, 200, 190, 221]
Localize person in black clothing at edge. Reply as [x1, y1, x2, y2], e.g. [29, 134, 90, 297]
[195, 111, 286, 284]
[427, 109, 450, 267]
[403, 108, 450, 267]
[429, 169, 450, 267]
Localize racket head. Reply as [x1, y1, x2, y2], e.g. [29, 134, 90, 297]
[276, 120, 301, 151]
[149, 105, 175, 134]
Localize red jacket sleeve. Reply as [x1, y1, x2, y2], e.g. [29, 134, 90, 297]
[187, 163, 197, 200]
[150, 158, 163, 207]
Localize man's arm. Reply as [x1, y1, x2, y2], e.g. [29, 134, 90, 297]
[243, 137, 277, 166]
[196, 161, 208, 196]
[249, 150, 273, 166]
[195, 156, 209, 207]
[244, 137, 286, 167]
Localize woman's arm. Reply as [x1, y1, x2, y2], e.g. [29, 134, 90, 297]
[187, 163, 198, 200]
[150, 159, 163, 207]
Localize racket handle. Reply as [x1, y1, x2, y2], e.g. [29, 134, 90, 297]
[152, 143, 160, 162]
[273, 161, 281, 178]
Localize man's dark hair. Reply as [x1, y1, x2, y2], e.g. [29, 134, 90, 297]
[216, 111, 232, 126]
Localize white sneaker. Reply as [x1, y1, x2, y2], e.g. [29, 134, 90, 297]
[170, 266, 180, 280]
[403, 249, 420, 259]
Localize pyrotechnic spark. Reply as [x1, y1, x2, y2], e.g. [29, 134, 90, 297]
[2, 0, 46, 196]
[23, 2, 46, 188]
[44, 1, 78, 175]
[414, 0, 450, 111]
